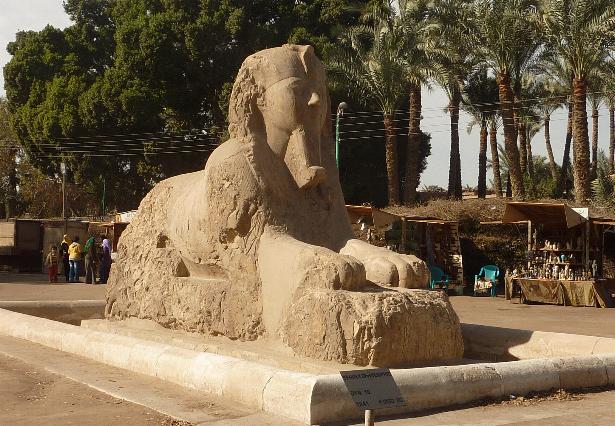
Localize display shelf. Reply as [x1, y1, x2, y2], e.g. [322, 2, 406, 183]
[539, 248, 583, 252]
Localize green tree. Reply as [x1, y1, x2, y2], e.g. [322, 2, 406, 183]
[473, 0, 543, 199]
[541, 0, 615, 202]
[0, 98, 18, 218]
[463, 68, 500, 198]
[4, 0, 365, 214]
[429, 0, 477, 201]
[397, 0, 438, 205]
[329, 17, 409, 204]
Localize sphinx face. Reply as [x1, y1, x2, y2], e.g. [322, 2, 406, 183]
[260, 73, 328, 189]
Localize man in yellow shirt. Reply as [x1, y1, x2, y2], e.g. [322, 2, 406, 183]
[68, 236, 82, 283]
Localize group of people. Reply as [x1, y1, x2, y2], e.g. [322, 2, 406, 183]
[44, 234, 112, 284]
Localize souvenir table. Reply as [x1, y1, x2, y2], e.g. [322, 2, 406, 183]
[505, 276, 615, 308]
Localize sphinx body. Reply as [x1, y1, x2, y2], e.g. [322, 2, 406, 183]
[106, 45, 463, 366]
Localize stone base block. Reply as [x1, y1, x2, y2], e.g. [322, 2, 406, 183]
[282, 287, 464, 366]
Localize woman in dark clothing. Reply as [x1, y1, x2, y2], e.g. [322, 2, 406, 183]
[60, 234, 71, 282]
[99, 238, 112, 284]
[83, 236, 98, 284]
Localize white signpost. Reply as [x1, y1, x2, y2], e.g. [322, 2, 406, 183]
[340, 368, 406, 425]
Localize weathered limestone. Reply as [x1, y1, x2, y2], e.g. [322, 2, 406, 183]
[283, 288, 463, 366]
[106, 44, 463, 366]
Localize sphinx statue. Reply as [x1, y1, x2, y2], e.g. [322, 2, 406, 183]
[106, 45, 463, 366]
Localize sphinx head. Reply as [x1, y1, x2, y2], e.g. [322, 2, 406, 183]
[228, 45, 330, 189]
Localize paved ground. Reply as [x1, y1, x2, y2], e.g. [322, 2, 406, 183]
[451, 295, 615, 338]
[0, 273, 106, 301]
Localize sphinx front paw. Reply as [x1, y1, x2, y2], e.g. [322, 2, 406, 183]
[363, 253, 428, 289]
[301, 250, 366, 291]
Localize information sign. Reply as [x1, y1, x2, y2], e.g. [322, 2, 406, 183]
[340, 368, 406, 410]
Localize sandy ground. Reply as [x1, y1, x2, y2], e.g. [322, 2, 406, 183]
[0, 354, 186, 426]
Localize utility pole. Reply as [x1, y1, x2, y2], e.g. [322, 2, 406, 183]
[61, 161, 67, 234]
[335, 102, 348, 167]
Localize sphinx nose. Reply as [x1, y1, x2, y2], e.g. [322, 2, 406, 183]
[307, 92, 320, 107]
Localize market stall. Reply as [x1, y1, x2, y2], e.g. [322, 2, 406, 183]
[502, 202, 615, 307]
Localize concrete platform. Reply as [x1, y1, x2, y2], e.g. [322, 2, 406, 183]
[3, 308, 615, 424]
[452, 296, 615, 338]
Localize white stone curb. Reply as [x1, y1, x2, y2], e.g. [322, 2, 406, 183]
[2, 308, 615, 425]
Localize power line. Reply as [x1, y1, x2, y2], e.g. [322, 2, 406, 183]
[22, 147, 216, 158]
[331, 89, 610, 116]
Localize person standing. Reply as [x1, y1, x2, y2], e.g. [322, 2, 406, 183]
[99, 238, 112, 284]
[68, 236, 82, 283]
[60, 234, 71, 282]
[83, 236, 98, 284]
[45, 245, 59, 283]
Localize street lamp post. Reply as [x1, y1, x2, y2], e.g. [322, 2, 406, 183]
[60, 161, 67, 234]
[335, 102, 348, 167]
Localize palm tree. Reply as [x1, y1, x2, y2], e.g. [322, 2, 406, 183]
[589, 93, 601, 178]
[463, 68, 500, 198]
[328, 19, 409, 205]
[428, 0, 478, 200]
[541, 0, 615, 202]
[397, 0, 437, 205]
[473, 0, 543, 199]
[488, 116, 504, 197]
[539, 54, 575, 197]
[605, 75, 615, 174]
[533, 78, 566, 181]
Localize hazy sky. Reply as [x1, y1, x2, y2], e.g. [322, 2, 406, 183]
[1, 1, 612, 189]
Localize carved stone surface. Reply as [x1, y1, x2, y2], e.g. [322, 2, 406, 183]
[106, 44, 463, 365]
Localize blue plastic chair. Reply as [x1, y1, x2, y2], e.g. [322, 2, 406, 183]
[474, 265, 500, 297]
[429, 265, 449, 291]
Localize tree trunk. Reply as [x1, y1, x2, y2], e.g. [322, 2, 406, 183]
[572, 77, 592, 202]
[591, 105, 599, 178]
[505, 174, 512, 197]
[518, 121, 527, 176]
[489, 119, 503, 197]
[544, 115, 558, 181]
[447, 91, 462, 200]
[557, 102, 573, 198]
[403, 85, 421, 205]
[477, 119, 488, 198]
[497, 72, 524, 198]
[610, 107, 615, 174]
[527, 132, 534, 178]
[384, 113, 400, 205]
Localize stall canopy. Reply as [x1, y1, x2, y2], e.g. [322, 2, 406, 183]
[502, 202, 586, 228]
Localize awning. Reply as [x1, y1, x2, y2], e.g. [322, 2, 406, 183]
[502, 202, 586, 229]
